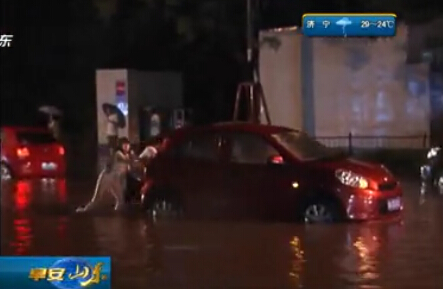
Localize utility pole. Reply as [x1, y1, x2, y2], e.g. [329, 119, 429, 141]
[246, 0, 255, 82]
[234, 0, 271, 124]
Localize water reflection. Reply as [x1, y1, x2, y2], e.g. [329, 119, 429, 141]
[352, 228, 381, 283]
[11, 218, 32, 255]
[289, 236, 305, 285]
[14, 180, 32, 210]
[56, 179, 67, 204]
[419, 181, 443, 205]
[296, 222, 405, 289]
[40, 178, 67, 204]
[57, 216, 68, 239]
[92, 217, 162, 275]
[11, 181, 33, 255]
[1, 178, 442, 288]
[339, 222, 404, 289]
[3, 179, 68, 256]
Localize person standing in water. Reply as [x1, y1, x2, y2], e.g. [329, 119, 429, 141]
[138, 137, 170, 201]
[105, 107, 119, 155]
[113, 137, 136, 202]
[77, 137, 136, 212]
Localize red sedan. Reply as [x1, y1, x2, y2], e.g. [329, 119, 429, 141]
[143, 122, 403, 223]
[1, 126, 66, 179]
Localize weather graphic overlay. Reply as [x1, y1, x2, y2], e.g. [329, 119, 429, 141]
[302, 13, 396, 37]
[0, 256, 111, 289]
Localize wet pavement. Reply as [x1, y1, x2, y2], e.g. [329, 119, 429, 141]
[1, 177, 442, 288]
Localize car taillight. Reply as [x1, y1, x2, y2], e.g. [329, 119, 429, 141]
[58, 146, 65, 155]
[16, 147, 30, 158]
[270, 155, 284, 164]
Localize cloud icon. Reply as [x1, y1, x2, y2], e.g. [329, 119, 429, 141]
[335, 17, 352, 35]
[336, 17, 352, 26]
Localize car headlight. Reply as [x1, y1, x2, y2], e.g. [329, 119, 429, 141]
[427, 147, 441, 159]
[335, 169, 369, 189]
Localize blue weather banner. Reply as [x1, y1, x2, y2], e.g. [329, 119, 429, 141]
[302, 13, 396, 37]
[0, 256, 111, 289]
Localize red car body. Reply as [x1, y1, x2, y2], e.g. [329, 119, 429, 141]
[145, 122, 403, 222]
[1, 126, 66, 179]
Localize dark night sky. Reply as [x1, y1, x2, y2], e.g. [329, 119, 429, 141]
[1, 0, 442, 129]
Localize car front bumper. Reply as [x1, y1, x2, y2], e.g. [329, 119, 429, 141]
[337, 185, 403, 221]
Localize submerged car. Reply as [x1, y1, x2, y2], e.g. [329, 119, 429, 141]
[420, 145, 442, 189]
[1, 126, 66, 179]
[143, 122, 403, 223]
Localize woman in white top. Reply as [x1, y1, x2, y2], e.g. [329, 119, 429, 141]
[105, 107, 119, 155]
[76, 137, 135, 212]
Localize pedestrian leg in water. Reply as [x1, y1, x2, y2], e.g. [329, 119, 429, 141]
[109, 171, 126, 211]
[76, 169, 112, 212]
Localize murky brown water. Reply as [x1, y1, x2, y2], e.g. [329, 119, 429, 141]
[1, 178, 442, 288]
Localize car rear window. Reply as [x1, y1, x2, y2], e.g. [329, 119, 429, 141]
[16, 132, 56, 144]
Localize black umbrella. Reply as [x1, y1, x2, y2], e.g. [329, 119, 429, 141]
[102, 103, 126, 128]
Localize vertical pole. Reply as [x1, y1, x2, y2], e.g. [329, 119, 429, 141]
[348, 132, 353, 155]
[246, 0, 253, 81]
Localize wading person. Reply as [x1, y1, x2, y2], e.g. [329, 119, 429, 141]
[138, 137, 170, 201]
[138, 144, 158, 200]
[105, 107, 119, 155]
[76, 137, 136, 212]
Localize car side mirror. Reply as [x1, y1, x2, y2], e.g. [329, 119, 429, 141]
[267, 155, 285, 165]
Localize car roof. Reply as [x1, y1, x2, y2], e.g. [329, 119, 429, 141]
[170, 122, 298, 141]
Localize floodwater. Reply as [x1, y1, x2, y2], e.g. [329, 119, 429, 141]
[1, 177, 442, 289]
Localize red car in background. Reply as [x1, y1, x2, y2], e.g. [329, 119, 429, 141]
[1, 126, 66, 180]
[143, 122, 403, 223]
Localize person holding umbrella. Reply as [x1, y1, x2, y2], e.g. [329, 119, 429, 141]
[103, 103, 125, 156]
[38, 105, 62, 140]
[48, 114, 60, 140]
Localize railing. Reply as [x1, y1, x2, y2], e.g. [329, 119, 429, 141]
[314, 133, 429, 154]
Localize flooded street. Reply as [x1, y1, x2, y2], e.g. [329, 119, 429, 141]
[1, 177, 442, 288]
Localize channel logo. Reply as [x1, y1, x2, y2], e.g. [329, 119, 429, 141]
[0, 256, 111, 289]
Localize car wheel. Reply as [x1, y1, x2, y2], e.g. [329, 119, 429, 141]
[1, 162, 12, 180]
[302, 199, 341, 224]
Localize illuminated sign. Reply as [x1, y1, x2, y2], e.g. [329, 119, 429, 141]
[115, 80, 128, 116]
[116, 81, 125, 95]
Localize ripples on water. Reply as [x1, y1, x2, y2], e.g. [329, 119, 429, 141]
[1, 179, 443, 288]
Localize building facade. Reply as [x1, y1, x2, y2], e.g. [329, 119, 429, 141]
[408, 17, 443, 144]
[259, 24, 432, 148]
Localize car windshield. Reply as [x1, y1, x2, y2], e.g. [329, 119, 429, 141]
[17, 132, 56, 144]
[271, 131, 342, 161]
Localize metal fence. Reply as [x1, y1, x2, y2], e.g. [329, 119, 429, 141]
[315, 133, 429, 154]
